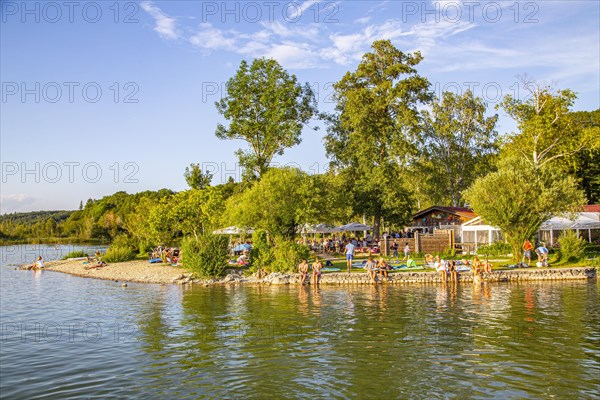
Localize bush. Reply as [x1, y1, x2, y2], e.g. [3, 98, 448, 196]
[556, 230, 586, 262]
[62, 250, 88, 260]
[181, 233, 229, 278]
[476, 243, 512, 257]
[102, 245, 136, 263]
[249, 229, 274, 273]
[440, 247, 456, 259]
[271, 237, 310, 273]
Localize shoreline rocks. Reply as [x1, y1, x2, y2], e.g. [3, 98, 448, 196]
[20, 259, 597, 286]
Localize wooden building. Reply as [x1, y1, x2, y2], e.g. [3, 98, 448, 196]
[410, 206, 477, 235]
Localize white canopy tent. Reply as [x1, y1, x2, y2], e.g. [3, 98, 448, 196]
[336, 222, 373, 232]
[213, 226, 254, 235]
[462, 212, 600, 248]
[301, 223, 337, 234]
[540, 214, 600, 245]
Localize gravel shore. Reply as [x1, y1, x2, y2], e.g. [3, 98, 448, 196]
[40, 259, 187, 284]
[21, 259, 597, 286]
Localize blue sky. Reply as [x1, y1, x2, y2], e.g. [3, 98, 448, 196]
[1, 0, 599, 213]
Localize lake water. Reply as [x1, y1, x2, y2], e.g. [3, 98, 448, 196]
[1, 245, 599, 399]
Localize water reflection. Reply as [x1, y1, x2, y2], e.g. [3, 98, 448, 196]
[1, 245, 598, 399]
[158, 282, 599, 398]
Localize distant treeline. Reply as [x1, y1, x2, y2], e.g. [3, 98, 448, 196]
[0, 189, 175, 243]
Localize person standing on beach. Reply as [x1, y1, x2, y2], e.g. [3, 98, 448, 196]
[345, 240, 355, 273]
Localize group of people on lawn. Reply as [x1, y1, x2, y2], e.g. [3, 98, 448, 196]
[522, 239, 549, 266]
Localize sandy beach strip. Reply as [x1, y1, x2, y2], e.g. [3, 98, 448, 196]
[23, 259, 598, 286]
[40, 259, 187, 284]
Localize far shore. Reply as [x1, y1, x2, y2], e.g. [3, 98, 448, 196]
[17, 259, 598, 286]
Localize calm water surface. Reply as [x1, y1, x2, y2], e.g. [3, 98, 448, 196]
[1, 245, 599, 399]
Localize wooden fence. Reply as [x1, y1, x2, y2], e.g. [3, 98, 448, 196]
[381, 230, 454, 255]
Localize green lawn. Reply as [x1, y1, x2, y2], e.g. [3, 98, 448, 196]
[311, 252, 599, 273]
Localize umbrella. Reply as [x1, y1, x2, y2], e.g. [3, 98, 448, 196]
[336, 222, 372, 232]
[233, 243, 252, 252]
[213, 226, 254, 235]
[313, 223, 337, 233]
[302, 223, 336, 234]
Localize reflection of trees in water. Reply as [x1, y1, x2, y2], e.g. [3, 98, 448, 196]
[136, 285, 180, 356]
[133, 282, 598, 398]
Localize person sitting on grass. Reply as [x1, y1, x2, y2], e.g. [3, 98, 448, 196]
[236, 253, 249, 266]
[406, 255, 418, 268]
[298, 259, 309, 285]
[424, 254, 434, 268]
[377, 257, 391, 278]
[312, 257, 323, 285]
[364, 257, 378, 283]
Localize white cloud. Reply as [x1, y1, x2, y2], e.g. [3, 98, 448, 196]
[0, 194, 36, 214]
[260, 21, 322, 42]
[263, 42, 322, 69]
[189, 23, 237, 51]
[141, 1, 179, 40]
[138, 0, 597, 88]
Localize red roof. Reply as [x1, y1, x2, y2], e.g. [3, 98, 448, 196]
[582, 204, 600, 212]
[413, 206, 477, 221]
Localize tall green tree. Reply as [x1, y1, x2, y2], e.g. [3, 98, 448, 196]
[566, 110, 600, 203]
[323, 40, 432, 237]
[215, 58, 317, 181]
[224, 167, 328, 240]
[416, 90, 499, 206]
[184, 163, 213, 190]
[464, 158, 585, 261]
[499, 80, 599, 171]
[147, 187, 224, 243]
